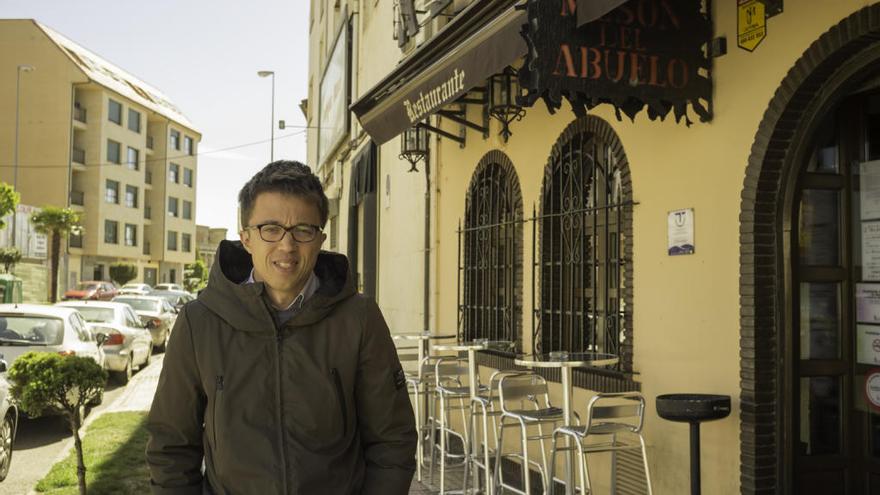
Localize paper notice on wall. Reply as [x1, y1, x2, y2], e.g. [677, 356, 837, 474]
[858, 284, 880, 323]
[863, 222, 880, 280]
[858, 325, 880, 365]
[861, 160, 880, 221]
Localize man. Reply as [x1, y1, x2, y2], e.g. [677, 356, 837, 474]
[146, 161, 416, 494]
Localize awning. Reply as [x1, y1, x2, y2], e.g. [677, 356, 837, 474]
[350, 0, 526, 145]
[576, 0, 629, 27]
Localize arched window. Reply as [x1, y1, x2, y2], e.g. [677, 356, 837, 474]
[536, 116, 633, 371]
[459, 151, 523, 354]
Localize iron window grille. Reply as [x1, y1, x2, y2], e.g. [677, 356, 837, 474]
[458, 150, 523, 356]
[533, 116, 634, 373]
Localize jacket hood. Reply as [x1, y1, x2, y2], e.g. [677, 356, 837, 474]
[198, 240, 357, 334]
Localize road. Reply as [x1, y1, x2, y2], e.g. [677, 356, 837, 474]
[2, 356, 159, 495]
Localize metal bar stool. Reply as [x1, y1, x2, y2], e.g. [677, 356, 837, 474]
[470, 370, 522, 495]
[433, 356, 476, 494]
[550, 392, 652, 495]
[495, 373, 565, 495]
[405, 355, 443, 481]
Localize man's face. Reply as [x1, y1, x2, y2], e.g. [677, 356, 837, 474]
[240, 191, 326, 306]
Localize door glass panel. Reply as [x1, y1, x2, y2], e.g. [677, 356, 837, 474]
[799, 190, 840, 265]
[799, 283, 840, 359]
[806, 114, 839, 173]
[799, 376, 841, 455]
[868, 95, 880, 161]
[872, 411, 880, 457]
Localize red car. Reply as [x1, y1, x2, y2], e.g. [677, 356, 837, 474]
[63, 281, 118, 301]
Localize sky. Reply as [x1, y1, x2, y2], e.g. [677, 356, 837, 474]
[2, 0, 311, 239]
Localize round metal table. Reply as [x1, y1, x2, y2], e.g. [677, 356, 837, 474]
[515, 352, 619, 495]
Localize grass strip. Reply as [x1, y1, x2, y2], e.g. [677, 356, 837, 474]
[35, 411, 150, 494]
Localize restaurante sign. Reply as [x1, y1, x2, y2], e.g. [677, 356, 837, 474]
[519, 0, 713, 124]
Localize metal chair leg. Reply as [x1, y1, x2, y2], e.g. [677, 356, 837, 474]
[639, 433, 653, 495]
[520, 419, 532, 495]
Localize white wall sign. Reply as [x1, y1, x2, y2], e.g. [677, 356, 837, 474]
[861, 160, 880, 221]
[857, 284, 880, 323]
[667, 208, 695, 256]
[863, 222, 880, 280]
[857, 325, 880, 365]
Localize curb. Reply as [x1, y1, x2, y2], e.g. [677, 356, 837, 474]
[26, 354, 163, 495]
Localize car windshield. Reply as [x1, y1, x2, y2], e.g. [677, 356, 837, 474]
[115, 298, 160, 312]
[67, 306, 116, 323]
[76, 283, 99, 291]
[122, 285, 142, 290]
[0, 315, 64, 345]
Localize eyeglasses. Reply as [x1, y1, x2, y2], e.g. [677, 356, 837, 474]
[245, 223, 322, 243]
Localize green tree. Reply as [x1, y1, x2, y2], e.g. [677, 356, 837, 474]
[109, 262, 137, 286]
[0, 182, 20, 230]
[183, 258, 208, 292]
[31, 207, 81, 302]
[9, 352, 107, 495]
[0, 247, 21, 273]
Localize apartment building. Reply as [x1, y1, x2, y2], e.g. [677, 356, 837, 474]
[196, 224, 228, 274]
[0, 19, 200, 291]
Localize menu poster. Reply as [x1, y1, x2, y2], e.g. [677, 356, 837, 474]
[861, 160, 880, 221]
[667, 208, 695, 256]
[862, 222, 880, 280]
[858, 284, 880, 323]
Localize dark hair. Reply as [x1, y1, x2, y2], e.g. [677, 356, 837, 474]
[238, 160, 329, 229]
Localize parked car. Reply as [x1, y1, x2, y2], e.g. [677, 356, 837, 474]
[55, 301, 153, 384]
[118, 283, 152, 296]
[0, 304, 106, 369]
[151, 290, 195, 311]
[153, 283, 185, 292]
[111, 296, 176, 351]
[62, 281, 118, 301]
[0, 358, 18, 482]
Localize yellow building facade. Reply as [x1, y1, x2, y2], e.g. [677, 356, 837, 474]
[0, 20, 200, 294]
[310, 1, 880, 493]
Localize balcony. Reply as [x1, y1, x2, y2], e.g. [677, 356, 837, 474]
[144, 206, 152, 220]
[146, 136, 154, 150]
[73, 105, 87, 123]
[145, 170, 153, 187]
[143, 242, 151, 256]
[70, 190, 85, 206]
[72, 147, 85, 165]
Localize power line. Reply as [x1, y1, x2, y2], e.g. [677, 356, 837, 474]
[0, 129, 308, 169]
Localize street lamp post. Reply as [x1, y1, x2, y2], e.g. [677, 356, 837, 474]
[257, 70, 275, 162]
[13, 64, 35, 248]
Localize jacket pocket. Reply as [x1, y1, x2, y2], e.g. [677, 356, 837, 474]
[212, 375, 223, 450]
[330, 368, 347, 436]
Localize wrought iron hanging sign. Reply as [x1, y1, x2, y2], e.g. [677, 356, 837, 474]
[519, 0, 713, 124]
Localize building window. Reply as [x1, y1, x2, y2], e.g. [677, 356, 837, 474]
[459, 151, 523, 355]
[124, 224, 137, 246]
[108, 99, 122, 125]
[125, 185, 138, 208]
[126, 147, 139, 170]
[183, 168, 193, 187]
[535, 116, 633, 372]
[105, 180, 119, 204]
[182, 200, 192, 220]
[104, 220, 119, 244]
[182, 233, 192, 252]
[128, 108, 141, 133]
[169, 163, 180, 183]
[107, 140, 121, 164]
[167, 231, 178, 251]
[168, 197, 178, 217]
[170, 129, 180, 150]
[184, 136, 194, 155]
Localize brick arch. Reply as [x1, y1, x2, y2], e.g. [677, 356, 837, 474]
[739, 5, 880, 494]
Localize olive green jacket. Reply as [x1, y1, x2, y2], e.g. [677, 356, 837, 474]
[146, 241, 416, 494]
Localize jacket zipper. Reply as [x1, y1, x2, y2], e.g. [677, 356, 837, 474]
[330, 368, 347, 436]
[213, 375, 223, 448]
[275, 330, 290, 493]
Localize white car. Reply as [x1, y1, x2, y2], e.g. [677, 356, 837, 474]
[118, 283, 153, 296]
[0, 304, 105, 370]
[153, 283, 185, 292]
[0, 359, 18, 482]
[55, 301, 153, 384]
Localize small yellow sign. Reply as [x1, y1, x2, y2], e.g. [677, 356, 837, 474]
[737, 0, 766, 52]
